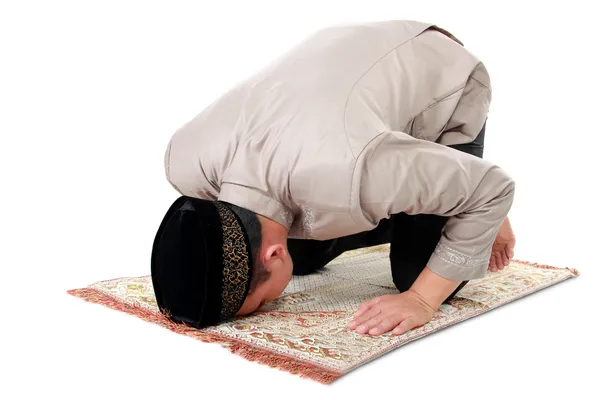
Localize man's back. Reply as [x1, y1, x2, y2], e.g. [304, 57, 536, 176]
[165, 20, 491, 239]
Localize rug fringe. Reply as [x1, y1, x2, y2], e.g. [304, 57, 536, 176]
[67, 288, 340, 384]
[513, 259, 580, 276]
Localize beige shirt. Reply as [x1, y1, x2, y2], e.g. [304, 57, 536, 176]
[164, 20, 515, 281]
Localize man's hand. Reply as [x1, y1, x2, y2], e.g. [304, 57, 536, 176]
[347, 291, 436, 336]
[488, 217, 516, 272]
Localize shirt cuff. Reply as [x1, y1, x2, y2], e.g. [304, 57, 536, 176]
[427, 242, 490, 281]
[218, 182, 294, 230]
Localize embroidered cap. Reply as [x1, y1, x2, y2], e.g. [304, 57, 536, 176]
[151, 196, 254, 328]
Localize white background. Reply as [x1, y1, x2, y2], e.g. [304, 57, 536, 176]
[1, 1, 598, 399]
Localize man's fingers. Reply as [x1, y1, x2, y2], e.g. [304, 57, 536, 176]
[354, 296, 381, 318]
[348, 306, 381, 329]
[368, 315, 403, 336]
[496, 253, 505, 270]
[489, 253, 498, 272]
[392, 318, 418, 336]
[496, 253, 504, 271]
[489, 255, 496, 271]
[354, 314, 385, 334]
[501, 249, 510, 267]
[507, 246, 515, 260]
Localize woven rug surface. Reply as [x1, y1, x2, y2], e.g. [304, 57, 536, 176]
[68, 244, 578, 383]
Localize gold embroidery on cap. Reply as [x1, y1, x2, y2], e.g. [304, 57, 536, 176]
[214, 202, 251, 319]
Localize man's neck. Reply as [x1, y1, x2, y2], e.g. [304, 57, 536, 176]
[258, 214, 289, 245]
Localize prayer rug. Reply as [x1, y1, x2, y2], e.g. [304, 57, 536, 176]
[68, 244, 578, 384]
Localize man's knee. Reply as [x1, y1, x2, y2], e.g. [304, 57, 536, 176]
[443, 281, 469, 303]
[390, 261, 422, 293]
[292, 263, 323, 276]
[289, 238, 337, 276]
[392, 277, 413, 294]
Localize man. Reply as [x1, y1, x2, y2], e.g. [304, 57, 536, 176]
[151, 20, 516, 337]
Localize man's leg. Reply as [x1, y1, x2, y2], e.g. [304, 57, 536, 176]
[289, 218, 393, 276]
[448, 120, 486, 157]
[389, 213, 468, 303]
[288, 238, 341, 276]
[389, 121, 487, 302]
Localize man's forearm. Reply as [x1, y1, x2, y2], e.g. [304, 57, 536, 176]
[409, 266, 462, 310]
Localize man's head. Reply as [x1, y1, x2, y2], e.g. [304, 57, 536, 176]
[151, 196, 292, 328]
[226, 203, 293, 316]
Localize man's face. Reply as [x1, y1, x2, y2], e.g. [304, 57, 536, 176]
[236, 250, 293, 316]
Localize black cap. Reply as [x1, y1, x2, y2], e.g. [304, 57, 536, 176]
[151, 196, 254, 328]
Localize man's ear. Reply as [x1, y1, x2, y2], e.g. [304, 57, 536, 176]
[262, 244, 287, 268]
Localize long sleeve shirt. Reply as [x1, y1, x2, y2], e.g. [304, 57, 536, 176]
[164, 20, 515, 281]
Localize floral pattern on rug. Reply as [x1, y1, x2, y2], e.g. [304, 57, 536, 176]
[81, 244, 577, 377]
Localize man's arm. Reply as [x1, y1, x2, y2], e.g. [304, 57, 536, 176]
[388, 121, 487, 296]
[407, 122, 488, 302]
[356, 130, 515, 281]
[348, 130, 514, 335]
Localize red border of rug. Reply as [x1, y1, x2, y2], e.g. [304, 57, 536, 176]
[67, 259, 579, 384]
[67, 287, 341, 384]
